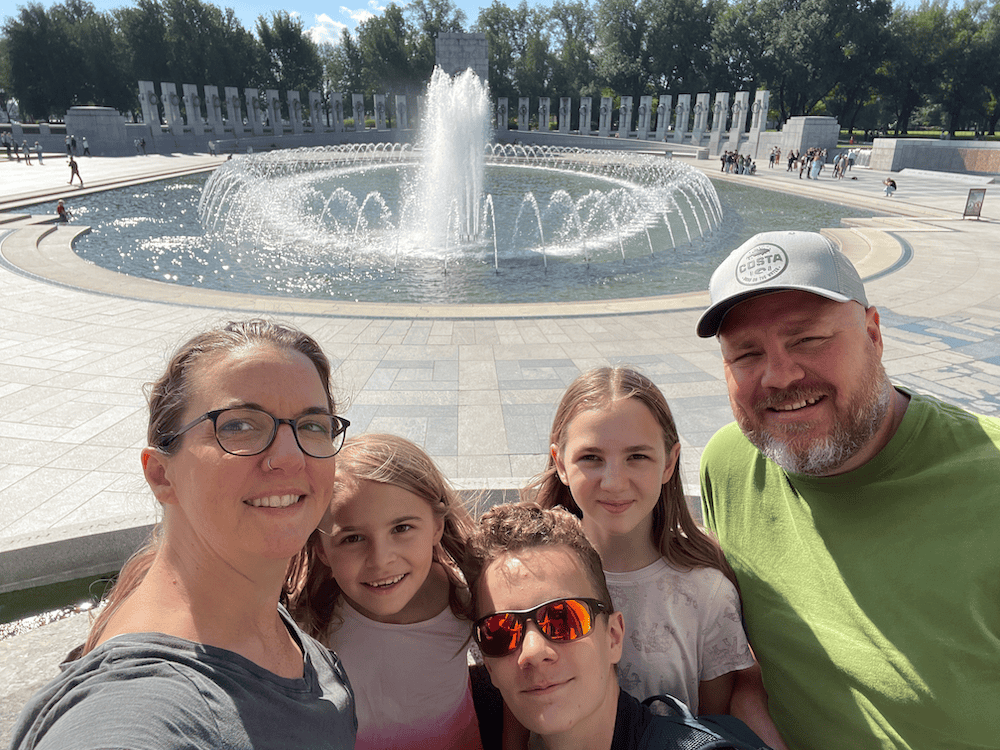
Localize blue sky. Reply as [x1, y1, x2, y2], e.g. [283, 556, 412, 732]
[9, 0, 926, 47]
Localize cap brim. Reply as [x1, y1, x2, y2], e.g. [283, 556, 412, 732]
[696, 286, 853, 338]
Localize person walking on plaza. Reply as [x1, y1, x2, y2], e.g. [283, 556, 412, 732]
[82, 136, 91, 156]
[68, 155, 83, 187]
[71, 134, 77, 154]
[22, 139, 32, 165]
[696, 231, 1000, 750]
[65, 134, 72, 155]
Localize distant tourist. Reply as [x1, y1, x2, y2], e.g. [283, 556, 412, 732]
[22, 139, 32, 165]
[82, 137, 91, 156]
[883, 177, 897, 197]
[70, 134, 77, 153]
[65, 134, 71, 155]
[34, 141, 43, 164]
[68, 156, 83, 187]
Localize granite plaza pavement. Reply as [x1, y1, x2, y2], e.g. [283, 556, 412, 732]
[1, 147, 999, 739]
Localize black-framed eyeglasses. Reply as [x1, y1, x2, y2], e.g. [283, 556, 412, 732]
[163, 408, 350, 459]
[473, 597, 609, 658]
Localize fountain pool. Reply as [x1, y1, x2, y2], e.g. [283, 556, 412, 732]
[58, 174, 876, 305]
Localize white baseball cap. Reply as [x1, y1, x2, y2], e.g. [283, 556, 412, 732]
[697, 231, 868, 338]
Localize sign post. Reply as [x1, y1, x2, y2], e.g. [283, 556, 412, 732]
[963, 188, 986, 219]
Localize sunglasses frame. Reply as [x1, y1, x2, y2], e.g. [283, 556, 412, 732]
[473, 596, 610, 657]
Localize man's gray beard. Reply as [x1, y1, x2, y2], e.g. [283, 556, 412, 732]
[741, 362, 893, 476]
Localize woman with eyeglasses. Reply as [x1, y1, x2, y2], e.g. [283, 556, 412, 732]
[9, 320, 356, 750]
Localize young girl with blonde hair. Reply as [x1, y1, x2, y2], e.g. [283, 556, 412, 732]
[286, 433, 485, 750]
[524, 367, 786, 747]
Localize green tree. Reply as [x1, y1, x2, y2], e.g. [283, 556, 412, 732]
[257, 10, 323, 92]
[933, 0, 992, 135]
[642, 0, 722, 93]
[474, 0, 531, 100]
[596, 0, 649, 101]
[354, 4, 417, 92]
[3, 0, 131, 118]
[546, 0, 597, 96]
[714, 0, 892, 120]
[406, 0, 466, 77]
[872, 3, 945, 135]
[321, 30, 365, 94]
[115, 0, 171, 84]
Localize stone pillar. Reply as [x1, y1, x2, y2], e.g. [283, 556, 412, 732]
[690, 93, 710, 146]
[655, 95, 671, 141]
[287, 91, 303, 134]
[138, 81, 160, 130]
[352, 94, 365, 131]
[709, 92, 729, 155]
[204, 86, 223, 134]
[559, 97, 571, 133]
[308, 91, 324, 130]
[265, 89, 281, 133]
[598, 97, 612, 137]
[728, 90, 750, 152]
[496, 98, 508, 131]
[246, 89, 264, 136]
[579, 98, 592, 134]
[518, 97, 529, 131]
[330, 93, 344, 132]
[396, 95, 409, 130]
[618, 97, 633, 138]
[161, 82, 183, 134]
[224, 87, 243, 135]
[747, 89, 770, 158]
[374, 94, 387, 130]
[672, 94, 690, 144]
[637, 96, 652, 139]
[538, 98, 550, 131]
[182, 83, 204, 134]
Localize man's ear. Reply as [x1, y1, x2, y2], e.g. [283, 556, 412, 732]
[607, 610, 624, 665]
[550, 444, 568, 485]
[865, 305, 884, 357]
[142, 447, 177, 505]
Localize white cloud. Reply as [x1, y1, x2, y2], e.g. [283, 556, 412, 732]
[306, 13, 348, 45]
[340, 4, 377, 24]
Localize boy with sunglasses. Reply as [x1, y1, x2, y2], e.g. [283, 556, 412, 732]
[466, 504, 644, 750]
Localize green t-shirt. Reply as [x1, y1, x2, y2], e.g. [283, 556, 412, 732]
[700, 389, 1000, 750]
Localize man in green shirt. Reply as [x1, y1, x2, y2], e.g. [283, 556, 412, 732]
[697, 231, 1000, 750]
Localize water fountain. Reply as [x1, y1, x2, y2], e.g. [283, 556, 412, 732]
[194, 68, 724, 303]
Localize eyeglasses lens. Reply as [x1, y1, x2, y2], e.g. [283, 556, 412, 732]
[215, 409, 341, 458]
[477, 599, 595, 657]
[539, 599, 592, 642]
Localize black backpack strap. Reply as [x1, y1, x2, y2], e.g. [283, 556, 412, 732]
[639, 695, 772, 750]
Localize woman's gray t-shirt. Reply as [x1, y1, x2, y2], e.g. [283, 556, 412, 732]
[9, 608, 356, 750]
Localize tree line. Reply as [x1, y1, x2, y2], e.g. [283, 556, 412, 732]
[2, 0, 999, 136]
